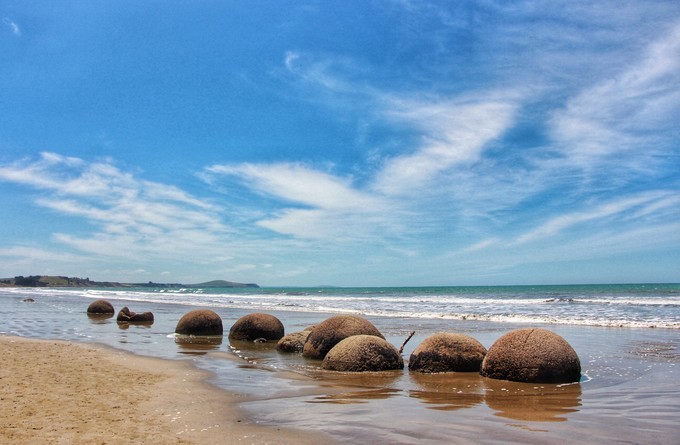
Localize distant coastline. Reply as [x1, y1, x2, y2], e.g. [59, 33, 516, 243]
[0, 275, 259, 289]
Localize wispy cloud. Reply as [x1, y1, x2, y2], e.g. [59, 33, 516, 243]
[512, 191, 677, 245]
[547, 20, 680, 177]
[0, 152, 230, 262]
[203, 162, 406, 240]
[373, 96, 518, 196]
[2, 17, 21, 36]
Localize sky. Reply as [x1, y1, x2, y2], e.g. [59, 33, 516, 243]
[0, 0, 679, 287]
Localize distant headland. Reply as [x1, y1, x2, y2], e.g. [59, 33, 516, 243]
[0, 275, 259, 289]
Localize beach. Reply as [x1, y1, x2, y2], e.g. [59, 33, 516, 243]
[0, 336, 331, 445]
[1, 286, 679, 444]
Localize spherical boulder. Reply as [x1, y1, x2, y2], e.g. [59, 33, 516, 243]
[86, 300, 114, 314]
[322, 335, 404, 372]
[409, 332, 487, 373]
[480, 328, 581, 383]
[175, 309, 223, 336]
[303, 315, 384, 360]
[276, 330, 312, 353]
[229, 313, 284, 342]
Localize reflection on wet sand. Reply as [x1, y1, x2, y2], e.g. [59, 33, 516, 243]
[483, 378, 582, 422]
[305, 371, 403, 404]
[86, 313, 113, 323]
[174, 334, 223, 355]
[306, 369, 582, 422]
[409, 372, 484, 411]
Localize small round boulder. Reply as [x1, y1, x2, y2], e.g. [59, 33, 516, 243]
[229, 313, 284, 342]
[481, 328, 581, 383]
[322, 335, 404, 372]
[303, 315, 384, 360]
[175, 309, 223, 336]
[276, 331, 312, 353]
[87, 300, 114, 314]
[409, 333, 487, 373]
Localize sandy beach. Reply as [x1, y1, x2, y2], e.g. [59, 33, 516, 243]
[0, 335, 331, 445]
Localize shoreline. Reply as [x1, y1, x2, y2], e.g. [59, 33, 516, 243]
[0, 335, 332, 445]
[2, 289, 679, 444]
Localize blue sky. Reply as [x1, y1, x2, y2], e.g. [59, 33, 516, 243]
[1, 1, 678, 286]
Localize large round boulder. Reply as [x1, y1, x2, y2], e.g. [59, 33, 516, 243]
[480, 328, 581, 383]
[303, 315, 384, 360]
[409, 333, 487, 373]
[229, 313, 284, 342]
[276, 330, 312, 353]
[175, 309, 223, 336]
[322, 335, 404, 372]
[86, 300, 114, 314]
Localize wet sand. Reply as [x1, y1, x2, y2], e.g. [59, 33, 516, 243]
[0, 335, 331, 445]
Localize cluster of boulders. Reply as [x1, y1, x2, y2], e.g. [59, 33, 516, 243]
[87, 301, 581, 384]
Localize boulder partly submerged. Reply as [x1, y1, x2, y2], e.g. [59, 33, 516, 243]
[276, 330, 312, 353]
[86, 300, 115, 315]
[480, 328, 581, 383]
[228, 313, 285, 342]
[303, 315, 384, 360]
[116, 306, 154, 324]
[409, 333, 487, 373]
[175, 309, 223, 336]
[322, 335, 404, 372]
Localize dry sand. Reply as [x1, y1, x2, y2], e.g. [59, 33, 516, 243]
[0, 335, 331, 445]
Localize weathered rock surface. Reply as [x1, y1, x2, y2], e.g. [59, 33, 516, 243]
[228, 313, 284, 341]
[276, 330, 312, 353]
[322, 335, 404, 372]
[303, 315, 384, 360]
[175, 309, 223, 336]
[480, 328, 581, 383]
[116, 306, 154, 324]
[409, 332, 487, 373]
[86, 300, 115, 314]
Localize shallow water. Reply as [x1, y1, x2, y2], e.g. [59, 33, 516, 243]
[2, 289, 679, 444]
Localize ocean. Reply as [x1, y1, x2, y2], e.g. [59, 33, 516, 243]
[2, 283, 679, 443]
[7, 282, 678, 328]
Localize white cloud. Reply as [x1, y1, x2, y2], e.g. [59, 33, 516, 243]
[3, 18, 21, 36]
[549, 20, 680, 170]
[0, 153, 232, 261]
[512, 191, 676, 245]
[373, 97, 517, 195]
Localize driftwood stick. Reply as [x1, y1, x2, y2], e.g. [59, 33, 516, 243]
[398, 331, 416, 354]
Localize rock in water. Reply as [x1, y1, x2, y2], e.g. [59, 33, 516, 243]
[117, 306, 154, 324]
[409, 332, 487, 373]
[480, 328, 581, 383]
[175, 310, 223, 336]
[229, 313, 284, 341]
[276, 331, 312, 353]
[322, 335, 404, 372]
[302, 315, 384, 360]
[86, 300, 115, 314]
